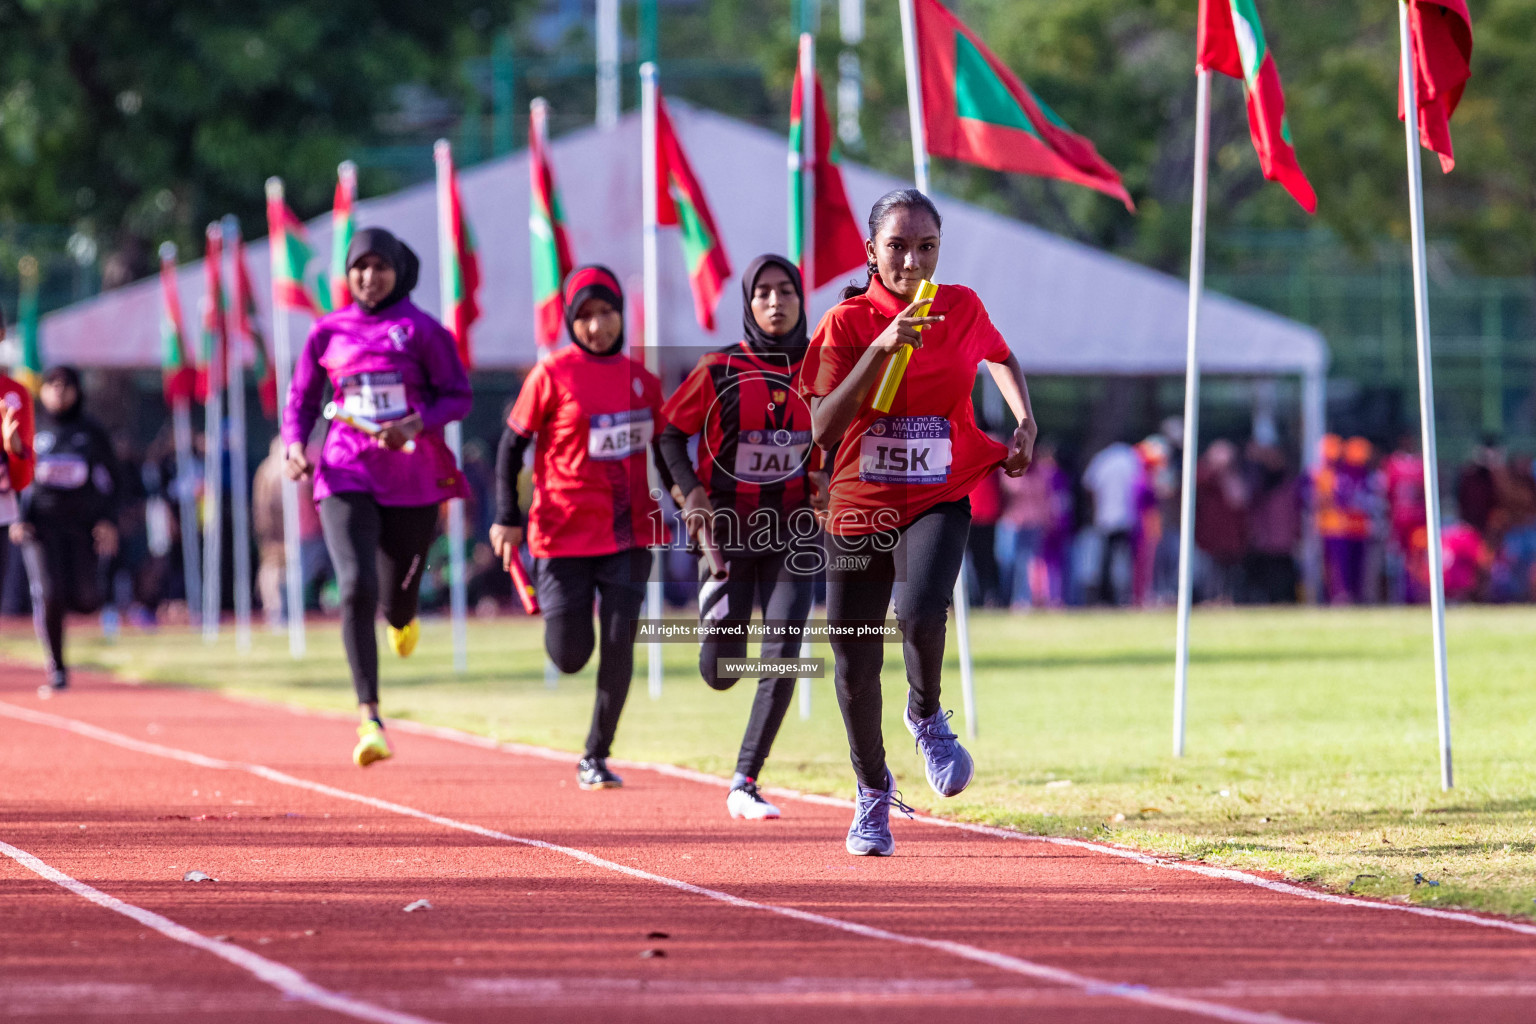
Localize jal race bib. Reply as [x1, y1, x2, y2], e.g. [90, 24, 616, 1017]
[733, 428, 810, 485]
[859, 416, 952, 485]
[34, 453, 90, 490]
[588, 409, 653, 462]
[339, 371, 409, 422]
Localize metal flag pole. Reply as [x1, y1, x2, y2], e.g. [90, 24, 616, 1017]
[641, 62, 665, 700]
[221, 216, 253, 653]
[1173, 68, 1212, 758]
[201, 222, 226, 643]
[161, 242, 204, 624]
[433, 139, 471, 675]
[900, 0, 976, 736]
[596, 0, 621, 130]
[798, 32, 818, 300]
[265, 178, 306, 657]
[1398, 1, 1453, 790]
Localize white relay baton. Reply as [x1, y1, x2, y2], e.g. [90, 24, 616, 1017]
[324, 401, 417, 453]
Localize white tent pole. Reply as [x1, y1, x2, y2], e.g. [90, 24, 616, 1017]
[434, 140, 470, 675]
[596, 0, 621, 130]
[264, 178, 307, 657]
[201, 222, 225, 644]
[799, 32, 817, 296]
[641, 61, 664, 699]
[1399, 0, 1453, 791]
[1173, 68, 1212, 758]
[897, 0, 929, 194]
[221, 216, 253, 653]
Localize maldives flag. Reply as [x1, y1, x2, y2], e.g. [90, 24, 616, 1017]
[14, 256, 42, 393]
[1400, 0, 1473, 173]
[195, 229, 227, 404]
[435, 141, 481, 369]
[329, 161, 357, 312]
[265, 194, 320, 315]
[233, 235, 279, 418]
[654, 92, 732, 331]
[912, 0, 1132, 210]
[158, 246, 196, 405]
[529, 100, 575, 355]
[789, 55, 866, 290]
[1198, 0, 1317, 212]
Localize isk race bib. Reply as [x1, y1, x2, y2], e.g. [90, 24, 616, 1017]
[338, 371, 409, 422]
[588, 409, 653, 462]
[34, 453, 90, 490]
[732, 428, 811, 484]
[858, 416, 952, 485]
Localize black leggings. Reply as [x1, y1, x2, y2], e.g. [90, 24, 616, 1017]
[825, 499, 971, 790]
[698, 543, 815, 779]
[23, 524, 107, 674]
[537, 547, 652, 760]
[318, 493, 439, 707]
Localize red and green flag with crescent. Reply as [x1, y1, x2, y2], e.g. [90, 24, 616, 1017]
[14, 256, 42, 393]
[1198, 0, 1317, 211]
[912, 0, 1132, 210]
[530, 103, 575, 356]
[436, 142, 481, 369]
[789, 58, 866, 290]
[195, 229, 227, 403]
[654, 92, 732, 331]
[329, 162, 357, 312]
[265, 194, 321, 315]
[233, 235, 279, 418]
[158, 246, 196, 405]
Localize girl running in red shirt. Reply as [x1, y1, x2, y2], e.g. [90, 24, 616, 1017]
[490, 266, 666, 790]
[802, 189, 1038, 856]
[656, 255, 827, 820]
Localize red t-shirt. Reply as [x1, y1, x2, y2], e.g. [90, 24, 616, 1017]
[801, 277, 1010, 536]
[508, 345, 669, 559]
[0, 375, 35, 527]
[661, 342, 815, 519]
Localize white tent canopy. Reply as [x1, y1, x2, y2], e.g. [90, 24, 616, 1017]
[39, 103, 1326, 444]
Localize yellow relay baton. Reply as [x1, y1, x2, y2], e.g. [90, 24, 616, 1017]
[871, 279, 939, 414]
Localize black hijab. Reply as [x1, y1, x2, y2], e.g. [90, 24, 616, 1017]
[41, 365, 84, 422]
[346, 227, 421, 313]
[741, 254, 807, 364]
[562, 264, 625, 354]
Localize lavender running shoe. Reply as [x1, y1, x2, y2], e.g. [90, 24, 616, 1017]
[904, 705, 974, 797]
[845, 771, 915, 857]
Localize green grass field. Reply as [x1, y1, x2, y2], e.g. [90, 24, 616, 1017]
[7, 606, 1536, 919]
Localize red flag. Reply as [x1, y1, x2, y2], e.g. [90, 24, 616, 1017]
[233, 236, 279, 418]
[1197, 0, 1316, 213]
[913, 0, 1132, 210]
[530, 100, 576, 355]
[1400, 0, 1472, 173]
[435, 141, 481, 369]
[195, 230, 226, 404]
[159, 249, 196, 405]
[654, 92, 732, 331]
[789, 57, 867, 290]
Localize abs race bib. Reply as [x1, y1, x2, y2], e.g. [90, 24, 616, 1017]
[588, 409, 653, 462]
[858, 416, 952, 485]
[732, 428, 810, 484]
[339, 371, 408, 422]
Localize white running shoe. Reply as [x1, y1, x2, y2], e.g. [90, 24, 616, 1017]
[727, 780, 781, 820]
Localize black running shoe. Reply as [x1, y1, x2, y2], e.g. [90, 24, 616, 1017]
[577, 757, 623, 790]
[37, 669, 68, 700]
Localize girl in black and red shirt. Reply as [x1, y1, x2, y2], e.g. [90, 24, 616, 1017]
[656, 255, 827, 821]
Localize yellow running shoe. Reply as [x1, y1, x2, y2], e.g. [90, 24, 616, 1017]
[386, 618, 419, 658]
[353, 721, 392, 767]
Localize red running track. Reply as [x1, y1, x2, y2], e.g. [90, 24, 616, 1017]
[4, 662, 1536, 1023]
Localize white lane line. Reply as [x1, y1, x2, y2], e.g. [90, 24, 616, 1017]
[0, 839, 445, 1024]
[0, 700, 1310, 1024]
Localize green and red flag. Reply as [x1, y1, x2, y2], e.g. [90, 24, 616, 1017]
[789, 52, 866, 290]
[329, 161, 357, 311]
[529, 99, 575, 357]
[233, 235, 278, 418]
[196, 226, 228, 403]
[265, 190, 321, 315]
[1400, 0, 1472, 173]
[434, 140, 481, 369]
[158, 245, 196, 405]
[912, 0, 1132, 210]
[654, 91, 732, 331]
[1198, 0, 1317, 212]
[14, 256, 43, 393]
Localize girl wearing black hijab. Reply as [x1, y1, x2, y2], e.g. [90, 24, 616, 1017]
[284, 227, 472, 766]
[655, 255, 827, 820]
[12, 366, 121, 696]
[490, 265, 668, 791]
